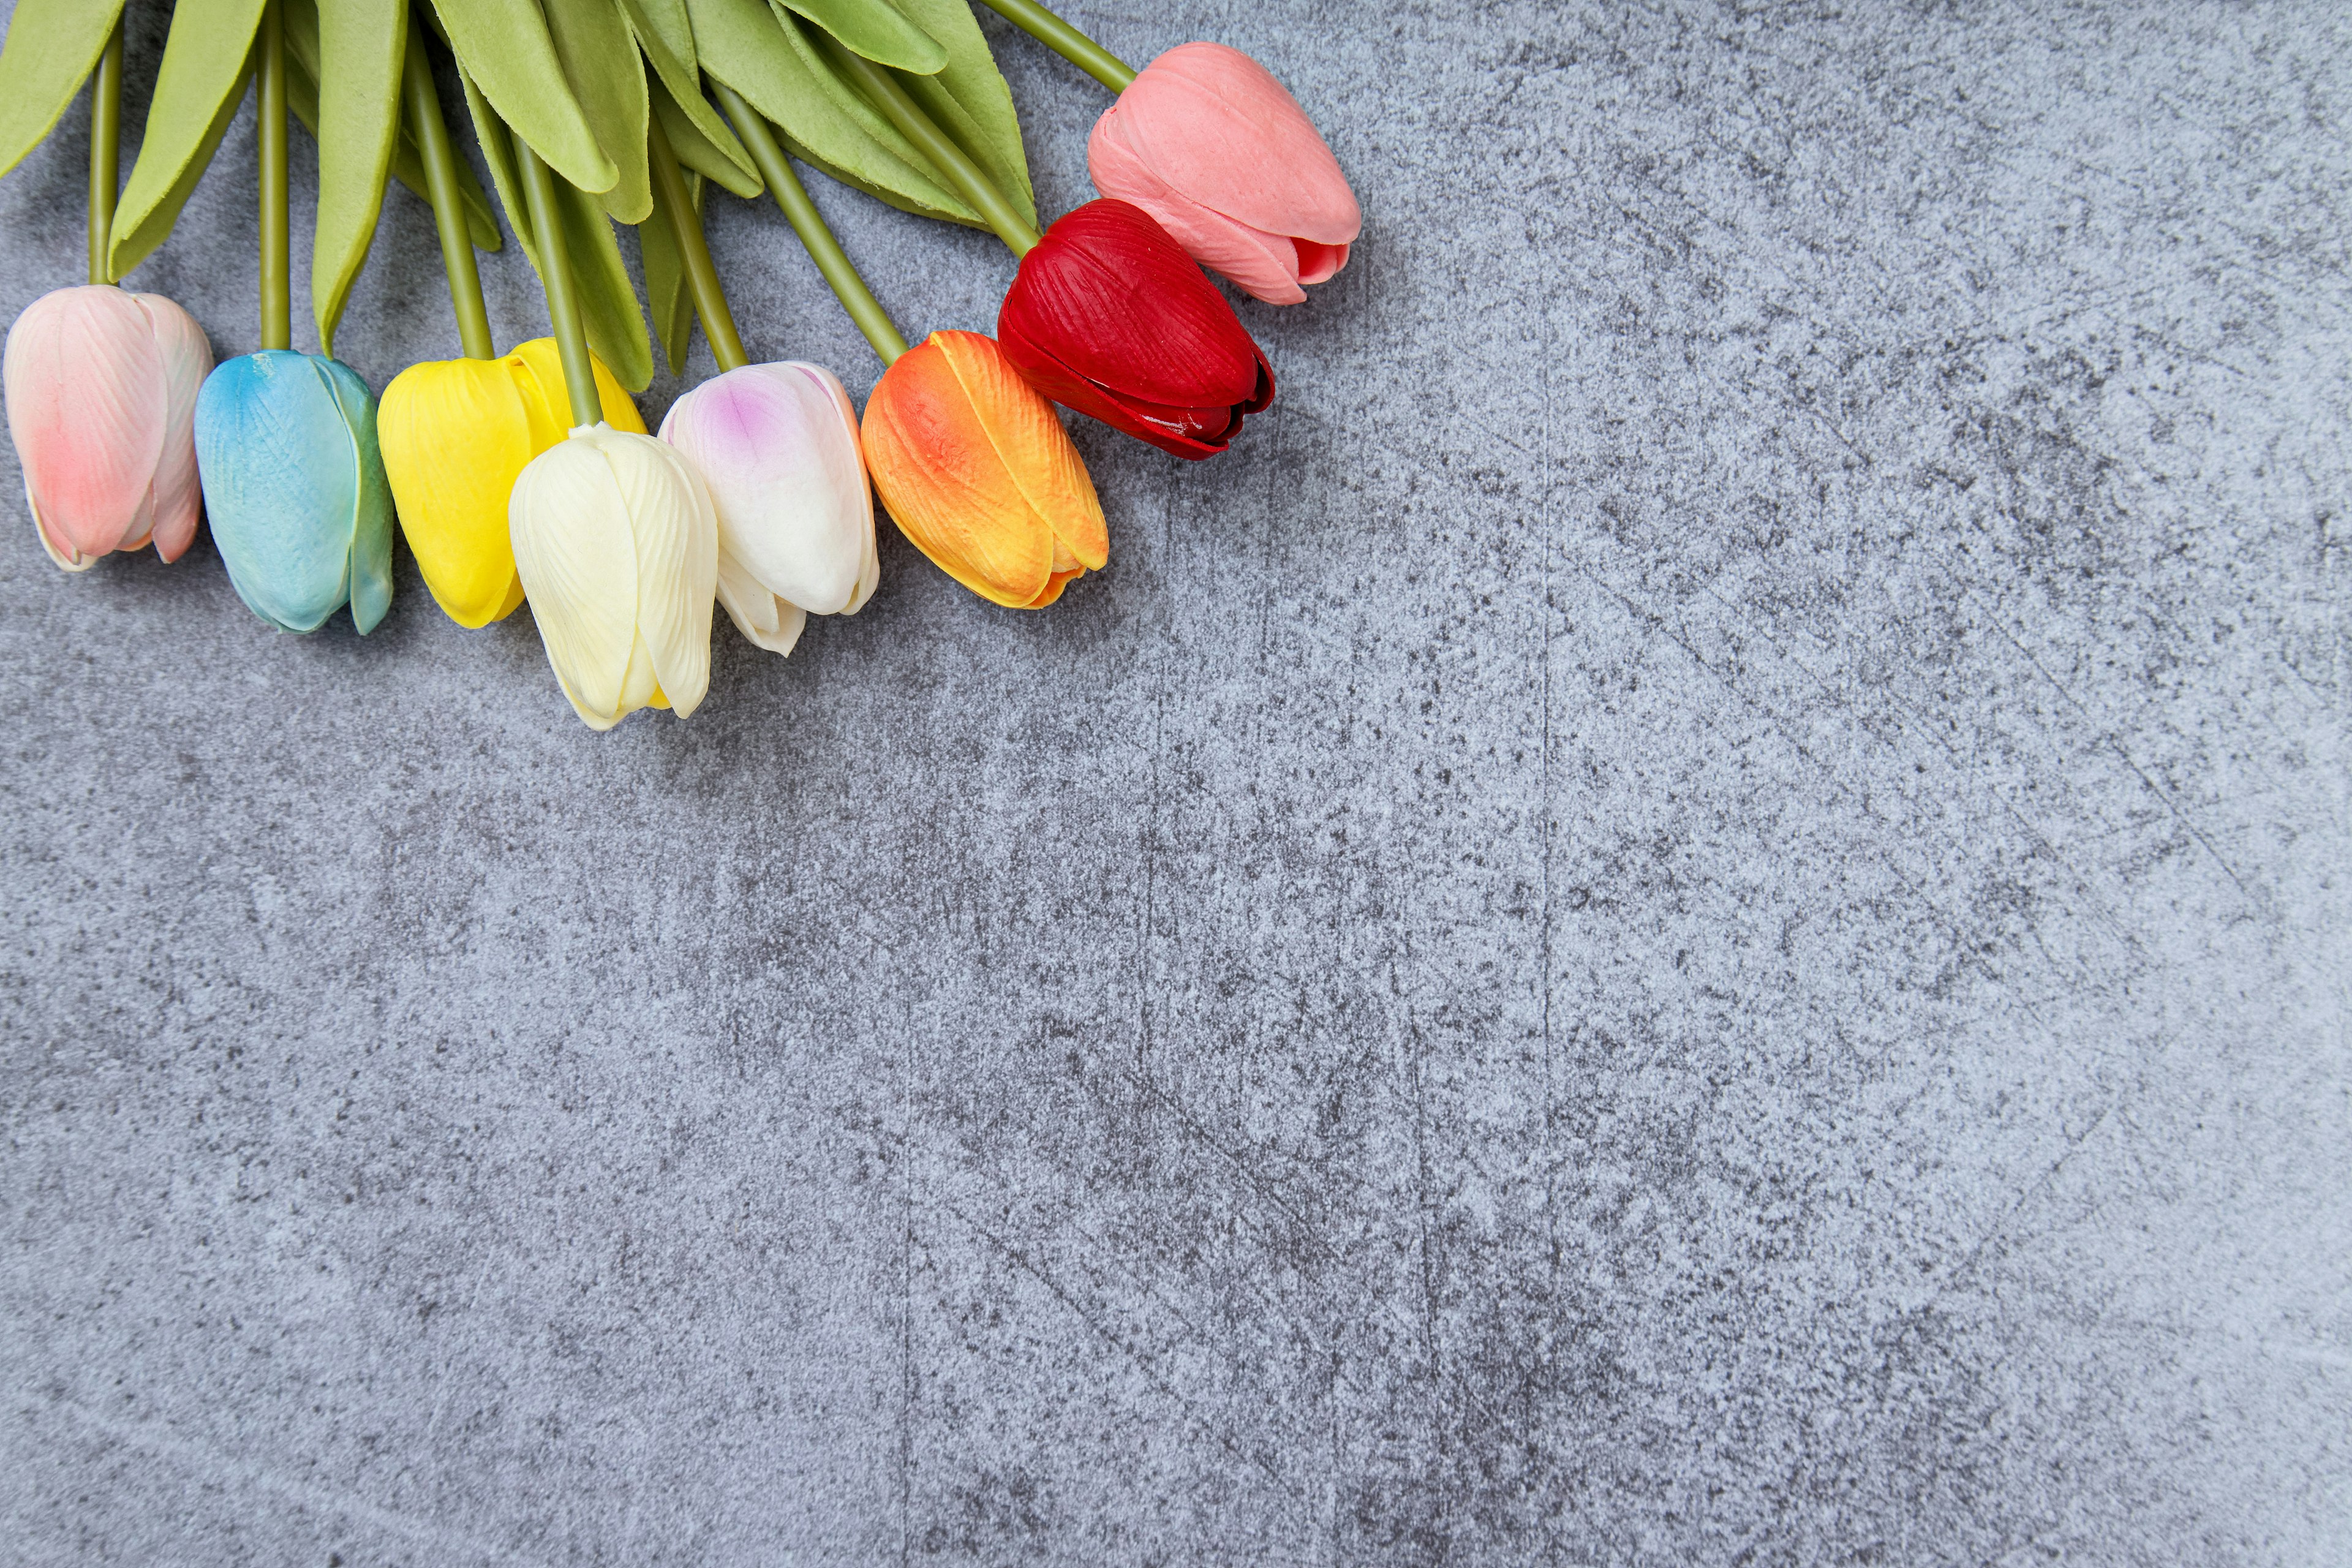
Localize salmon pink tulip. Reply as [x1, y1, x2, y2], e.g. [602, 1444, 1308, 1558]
[862, 330, 1107, 609]
[1087, 42, 1362, 306]
[3, 284, 211, 570]
[996, 198, 1272, 461]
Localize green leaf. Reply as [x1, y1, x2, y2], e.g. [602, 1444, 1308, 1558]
[0, 0, 129, 178]
[630, 0, 699, 66]
[779, 0, 944, 75]
[621, 0, 759, 198]
[310, 0, 409, 356]
[459, 64, 654, 391]
[889, 0, 1033, 230]
[650, 75, 758, 201]
[110, 0, 268, 281]
[543, 0, 649, 224]
[782, 4, 987, 224]
[428, 0, 617, 196]
[285, 7, 500, 254]
[685, 0, 973, 225]
[639, 168, 703, 377]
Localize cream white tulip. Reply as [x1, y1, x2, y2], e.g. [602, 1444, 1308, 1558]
[509, 423, 718, 731]
[657, 361, 878, 657]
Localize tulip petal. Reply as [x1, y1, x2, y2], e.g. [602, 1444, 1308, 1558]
[25, 484, 96, 572]
[845, 485, 881, 616]
[132, 292, 214, 562]
[1294, 239, 1350, 287]
[4, 285, 170, 563]
[314, 356, 396, 635]
[510, 431, 641, 728]
[620, 631, 667, 714]
[595, 427, 717, 718]
[716, 545, 809, 656]
[382, 356, 538, 627]
[937, 333, 1109, 576]
[379, 339, 640, 634]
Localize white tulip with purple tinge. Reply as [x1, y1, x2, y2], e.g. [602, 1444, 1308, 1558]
[660, 360, 878, 657]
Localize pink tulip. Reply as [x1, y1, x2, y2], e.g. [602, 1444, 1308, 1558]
[4, 284, 212, 571]
[1087, 43, 1362, 307]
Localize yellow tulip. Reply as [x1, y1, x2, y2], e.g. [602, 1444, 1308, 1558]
[377, 339, 644, 628]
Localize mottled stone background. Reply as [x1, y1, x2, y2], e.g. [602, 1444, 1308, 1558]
[2, 1, 2348, 1563]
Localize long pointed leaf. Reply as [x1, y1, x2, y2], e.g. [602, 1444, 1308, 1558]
[630, 0, 699, 66]
[0, 0, 130, 178]
[311, 0, 409, 355]
[891, 0, 1033, 228]
[620, 0, 758, 197]
[285, 9, 501, 254]
[780, 0, 944, 75]
[429, 0, 617, 196]
[543, 0, 650, 224]
[109, 0, 268, 281]
[650, 75, 758, 200]
[641, 168, 703, 377]
[778, 4, 988, 224]
[687, 0, 973, 224]
[459, 64, 654, 391]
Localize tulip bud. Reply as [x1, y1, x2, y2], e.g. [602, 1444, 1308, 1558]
[379, 339, 645, 629]
[508, 424, 718, 731]
[194, 351, 394, 635]
[658, 361, 878, 657]
[997, 199, 1273, 461]
[862, 331, 1107, 609]
[1088, 43, 1362, 307]
[3, 285, 212, 570]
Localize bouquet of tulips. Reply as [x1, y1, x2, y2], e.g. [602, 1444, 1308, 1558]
[0, 0, 1359, 730]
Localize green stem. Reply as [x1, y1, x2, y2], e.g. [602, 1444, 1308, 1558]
[258, 0, 289, 350]
[818, 38, 1039, 257]
[710, 81, 906, 367]
[975, 0, 1135, 93]
[515, 141, 603, 428]
[403, 16, 494, 360]
[86, 16, 122, 285]
[646, 112, 746, 374]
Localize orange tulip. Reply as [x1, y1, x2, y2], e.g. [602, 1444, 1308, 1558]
[861, 330, 1108, 609]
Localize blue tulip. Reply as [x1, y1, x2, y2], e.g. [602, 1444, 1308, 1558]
[194, 350, 394, 634]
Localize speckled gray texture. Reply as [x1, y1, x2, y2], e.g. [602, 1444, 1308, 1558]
[2, 1, 2348, 1563]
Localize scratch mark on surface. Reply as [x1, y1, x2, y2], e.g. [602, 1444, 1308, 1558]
[32, 1394, 540, 1565]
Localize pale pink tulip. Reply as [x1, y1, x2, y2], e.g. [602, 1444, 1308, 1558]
[1087, 43, 1362, 307]
[659, 361, 876, 657]
[4, 284, 213, 570]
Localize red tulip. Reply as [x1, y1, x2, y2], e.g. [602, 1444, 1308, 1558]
[996, 198, 1273, 461]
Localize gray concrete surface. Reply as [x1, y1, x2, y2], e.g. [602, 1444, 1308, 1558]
[4, 1, 2349, 1562]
